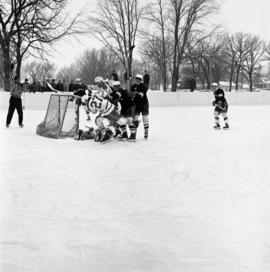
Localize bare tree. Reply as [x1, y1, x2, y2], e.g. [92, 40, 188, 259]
[88, 0, 145, 89]
[140, 36, 172, 90]
[222, 33, 240, 91]
[233, 32, 251, 90]
[242, 35, 266, 91]
[142, 0, 170, 91]
[0, 0, 86, 91]
[168, 0, 217, 92]
[76, 48, 122, 84]
[24, 60, 56, 83]
[56, 63, 79, 85]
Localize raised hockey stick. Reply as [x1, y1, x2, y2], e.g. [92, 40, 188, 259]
[46, 82, 83, 99]
[46, 82, 58, 93]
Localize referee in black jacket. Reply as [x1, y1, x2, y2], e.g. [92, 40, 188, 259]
[6, 64, 25, 128]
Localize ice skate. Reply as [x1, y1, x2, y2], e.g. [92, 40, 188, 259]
[213, 124, 221, 130]
[75, 129, 83, 140]
[127, 132, 136, 142]
[118, 131, 128, 141]
[113, 128, 121, 139]
[100, 129, 114, 144]
[223, 124, 230, 130]
[144, 130, 148, 140]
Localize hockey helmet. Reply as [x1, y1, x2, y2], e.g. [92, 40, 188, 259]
[135, 74, 143, 80]
[211, 82, 219, 87]
[94, 76, 103, 83]
[112, 81, 121, 87]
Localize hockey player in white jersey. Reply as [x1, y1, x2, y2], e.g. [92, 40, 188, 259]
[86, 76, 127, 143]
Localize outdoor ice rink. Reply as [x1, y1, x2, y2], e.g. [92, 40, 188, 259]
[1, 92, 270, 272]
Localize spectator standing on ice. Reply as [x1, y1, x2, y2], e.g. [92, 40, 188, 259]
[131, 74, 150, 139]
[143, 70, 150, 90]
[111, 70, 119, 81]
[189, 78, 196, 92]
[68, 80, 75, 92]
[211, 82, 229, 130]
[6, 64, 25, 128]
[56, 79, 64, 92]
[24, 79, 30, 92]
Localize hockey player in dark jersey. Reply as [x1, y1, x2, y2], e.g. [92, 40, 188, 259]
[131, 74, 149, 139]
[108, 81, 123, 138]
[115, 81, 137, 141]
[211, 82, 229, 130]
[73, 78, 91, 121]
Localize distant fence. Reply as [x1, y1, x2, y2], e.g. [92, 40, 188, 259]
[0, 90, 270, 110]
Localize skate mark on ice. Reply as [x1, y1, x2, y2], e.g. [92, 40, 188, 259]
[169, 168, 192, 187]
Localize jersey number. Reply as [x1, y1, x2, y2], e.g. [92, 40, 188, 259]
[90, 94, 102, 109]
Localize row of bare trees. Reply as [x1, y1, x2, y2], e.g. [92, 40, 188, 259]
[1, 0, 269, 92]
[87, 0, 219, 91]
[183, 32, 267, 91]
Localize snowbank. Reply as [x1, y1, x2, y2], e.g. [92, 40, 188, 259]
[0, 90, 269, 110]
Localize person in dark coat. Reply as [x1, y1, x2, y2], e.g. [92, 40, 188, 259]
[6, 65, 25, 127]
[111, 70, 119, 81]
[143, 70, 150, 90]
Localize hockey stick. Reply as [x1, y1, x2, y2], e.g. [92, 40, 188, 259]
[47, 82, 58, 93]
[46, 82, 84, 100]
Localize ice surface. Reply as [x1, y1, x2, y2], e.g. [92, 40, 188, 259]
[1, 105, 270, 272]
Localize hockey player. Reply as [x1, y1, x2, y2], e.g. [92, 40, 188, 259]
[131, 74, 149, 139]
[109, 81, 123, 138]
[73, 78, 91, 121]
[115, 81, 137, 141]
[86, 76, 127, 143]
[211, 82, 229, 130]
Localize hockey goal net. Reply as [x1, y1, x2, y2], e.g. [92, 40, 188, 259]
[36, 94, 78, 139]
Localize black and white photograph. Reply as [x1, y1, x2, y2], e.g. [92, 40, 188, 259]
[1, 0, 270, 271]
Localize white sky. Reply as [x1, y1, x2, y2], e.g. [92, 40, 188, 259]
[48, 0, 270, 70]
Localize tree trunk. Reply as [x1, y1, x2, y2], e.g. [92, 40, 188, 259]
[235, 65, 241, 90]
[162, 69, 167, 92]
[171, 65, 179, 92]
[229, 67, 234, 92]
[248, 73, 253, 92]
[2, 47, 12, 92]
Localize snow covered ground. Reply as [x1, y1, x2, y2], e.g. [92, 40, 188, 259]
[1, 104, 270, 272]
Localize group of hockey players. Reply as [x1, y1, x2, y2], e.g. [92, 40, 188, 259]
[73, 74, 149, 144]
[72, 76, 229, 144]
[5, 62, 229, 137]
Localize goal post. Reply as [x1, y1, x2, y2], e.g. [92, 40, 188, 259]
[36, 93, 79, 139]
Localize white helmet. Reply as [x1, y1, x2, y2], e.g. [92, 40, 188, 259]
[94, 76, 103, 83]
[211, 82, 219, 87]
[135, 74, 143, 80]
[112, 81, 121, 86]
